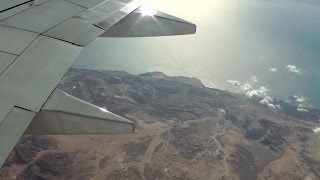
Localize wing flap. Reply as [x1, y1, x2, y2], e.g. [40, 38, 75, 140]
[25, 89, 135, 135]
[43, 17, 105, 46]
[0, 107, 36, 167]
[0, 25, 38, 55]
[0, 52, 17, 76]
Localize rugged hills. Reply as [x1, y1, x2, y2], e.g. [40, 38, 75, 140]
[1, 68, 320, 180]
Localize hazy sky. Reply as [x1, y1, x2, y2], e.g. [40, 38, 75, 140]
[74, 0, 320, 107]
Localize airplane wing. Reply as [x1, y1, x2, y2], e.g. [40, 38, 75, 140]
[0, 0, 196, 166]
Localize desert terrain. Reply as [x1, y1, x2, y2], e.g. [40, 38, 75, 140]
[1, 68, 320, 180]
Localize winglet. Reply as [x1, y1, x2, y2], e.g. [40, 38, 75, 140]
[25, 89, 134, 135]
[98, 6, 196, 37]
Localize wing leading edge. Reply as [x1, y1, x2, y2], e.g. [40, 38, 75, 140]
[0, 0, 196, 167]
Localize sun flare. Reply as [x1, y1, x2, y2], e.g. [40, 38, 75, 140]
[140, 2, 156, 16]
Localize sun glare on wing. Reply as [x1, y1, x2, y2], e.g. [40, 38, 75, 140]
[99, 107, 109, 112]
[140, 4, 156, 16]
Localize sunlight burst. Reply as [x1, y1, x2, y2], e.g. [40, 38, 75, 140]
[140, 4, 156, 16]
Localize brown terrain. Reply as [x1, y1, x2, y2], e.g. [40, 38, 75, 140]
[1, 68, 320, 180]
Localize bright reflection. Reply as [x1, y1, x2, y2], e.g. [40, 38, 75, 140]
[140, 4, 156, 16]
[99, 107, 109, 112]
[314, 127, 320, 134]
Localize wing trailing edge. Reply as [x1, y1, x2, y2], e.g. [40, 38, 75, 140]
[25, 89, 135, 135]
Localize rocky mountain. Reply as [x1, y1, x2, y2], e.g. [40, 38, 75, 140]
[1, 68, 320, 180]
